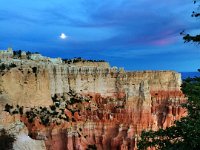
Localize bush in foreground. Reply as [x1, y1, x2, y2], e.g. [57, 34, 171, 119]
[0, 129, 16, 150]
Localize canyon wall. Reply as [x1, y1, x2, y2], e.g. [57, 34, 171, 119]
[0, 59, 186, 150]
[0, 106, 46, 150]
[1, 61, 181, 107]
[0, 63, 52, 107]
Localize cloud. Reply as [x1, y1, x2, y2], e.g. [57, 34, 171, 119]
[0, 0, 199, 71]
[150, 37, 178, 46]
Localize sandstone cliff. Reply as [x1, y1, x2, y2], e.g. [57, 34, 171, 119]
[0, 55, 186, 150]
[0, 62, 52, 107]
[0, 108, 46, 150]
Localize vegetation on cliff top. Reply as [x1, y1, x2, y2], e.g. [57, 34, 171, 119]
[12, 50, 106, 63]
[62, 57, 105, 64]
[0, 63, 16, 71]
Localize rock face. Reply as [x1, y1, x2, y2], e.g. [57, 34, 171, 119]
[0, 110, 46, 150]
[0, 56, 186, 150]
[0, 64, 52, 107]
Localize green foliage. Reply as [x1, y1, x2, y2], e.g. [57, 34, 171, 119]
[138, 101, 200, 150]
[19, 106, 23, 115]
[182, 76, 200, 104]
[9, 63, 16, 68]
[13, 50, 22, 58]
[4, 104, 13, 113]
[0, 129, 16, 150]
[32, 67, 37, 74]
[52, 94, 58, 103]
[40, 117, 50, 126]
[181, 1, 200, 44]
[138, 75, 200, 149]
[182, 33, 200, 44]
[69, 97, 82, 104]
[62, 57, 105, 64]
[0, 63, 16, 71]
[5, 91, 94, 127]
[50, 105, 56, 111]
[0, 63, 6, 70]
[139, 1, 200, 149]
[12, 110, 19, 114]
[55, 102, 60, 107]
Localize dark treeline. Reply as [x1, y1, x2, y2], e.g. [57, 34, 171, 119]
[62, 57, 105, 64]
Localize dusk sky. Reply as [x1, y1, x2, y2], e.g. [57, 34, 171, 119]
[0, 0, 199, 71]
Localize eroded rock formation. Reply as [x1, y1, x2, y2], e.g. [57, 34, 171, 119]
[0, 108, 46, 150]
[0, 53, 187, 150]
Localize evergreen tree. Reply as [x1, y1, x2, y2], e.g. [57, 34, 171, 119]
[138, 1, 200, 149]
[181, 0, 200, 44]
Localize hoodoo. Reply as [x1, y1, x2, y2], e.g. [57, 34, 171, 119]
[0, 49, 186, 150]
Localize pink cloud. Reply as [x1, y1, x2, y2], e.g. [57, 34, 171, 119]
[150, 37, 178, 46]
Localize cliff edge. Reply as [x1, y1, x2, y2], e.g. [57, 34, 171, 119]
[0, 48, 186, 150]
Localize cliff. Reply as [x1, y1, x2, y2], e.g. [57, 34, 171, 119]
[0, 62, 52, 107]
[0, 53, 186, 150]
[0, 107, 46, 150]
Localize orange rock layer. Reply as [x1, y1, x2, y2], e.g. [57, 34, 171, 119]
[20, 90, 186, 150]
[0, 53, 186, 150]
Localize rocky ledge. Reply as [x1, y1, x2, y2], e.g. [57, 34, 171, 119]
[0, 49, 187, 150]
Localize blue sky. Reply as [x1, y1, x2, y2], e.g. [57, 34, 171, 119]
[0, 0, 199, 71]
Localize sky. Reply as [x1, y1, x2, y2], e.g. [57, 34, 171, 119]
[0, 0, 199, 72]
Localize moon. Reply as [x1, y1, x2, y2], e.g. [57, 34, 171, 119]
[59, 33, 68, 39]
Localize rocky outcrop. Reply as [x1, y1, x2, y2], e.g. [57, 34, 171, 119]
[0, 64, 52, 107]
[0, 55, 186, 150]
[0, 109, 46, 150]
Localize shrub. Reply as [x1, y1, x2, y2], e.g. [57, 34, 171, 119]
[9, 63, 16, 68]
[4, 104, 13, 113]
[50, 105, 56, 111]
[19, 107, 23, 115]
[0, 64, 6, 70]
[86, 144, 97, 150]
[32, 67, 37, 73]
[0, 129, 16, 150]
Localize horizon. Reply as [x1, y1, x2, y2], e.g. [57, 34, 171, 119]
[0, 0, 199, 72]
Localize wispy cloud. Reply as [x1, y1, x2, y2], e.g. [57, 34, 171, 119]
[0, 0, 199, 71]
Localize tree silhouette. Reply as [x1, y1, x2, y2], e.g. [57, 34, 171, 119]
[181, 1, 200, 44]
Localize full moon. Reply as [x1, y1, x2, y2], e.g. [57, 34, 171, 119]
[59, 33, 68, 39]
